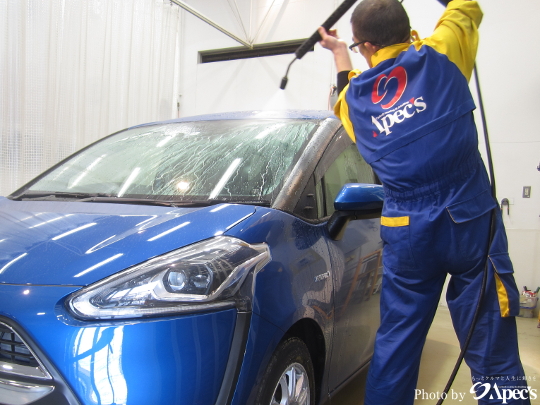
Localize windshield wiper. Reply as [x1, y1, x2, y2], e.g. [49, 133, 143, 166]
[79, 197, 272, 207]
[9, 192, 271, 208]
[206, 199, 271, 207]
[78, 197, 188, 207]
[9, 191, 114, 201]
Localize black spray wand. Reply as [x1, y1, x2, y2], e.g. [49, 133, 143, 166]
[280, 0, 359, 90]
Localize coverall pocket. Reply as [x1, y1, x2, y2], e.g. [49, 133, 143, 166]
[488, 253, 520, 317]
[445, 189, 497, 224]
[381, 216, 416, 270]
[445, 190, 497, 263]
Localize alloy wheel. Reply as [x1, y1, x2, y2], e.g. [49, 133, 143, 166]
[270, 362, 310, 405]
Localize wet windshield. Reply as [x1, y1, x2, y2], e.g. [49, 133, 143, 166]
[21, 119, 318, 204]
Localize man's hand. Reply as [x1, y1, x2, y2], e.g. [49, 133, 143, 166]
[436, 0, 457, 6]
[318, 27, 347, 52]
[436, 1, 472, 8]
[318, 27, 353, 72]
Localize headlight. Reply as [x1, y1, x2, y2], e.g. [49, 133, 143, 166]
[67, 236, 270, 320]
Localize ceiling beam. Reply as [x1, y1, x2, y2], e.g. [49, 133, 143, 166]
[171, 0, 252, 49]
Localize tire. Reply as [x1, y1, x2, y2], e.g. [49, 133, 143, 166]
[255, 337, 316, 405]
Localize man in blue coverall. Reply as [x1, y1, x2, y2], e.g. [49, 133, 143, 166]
[319, 0, 532, 404]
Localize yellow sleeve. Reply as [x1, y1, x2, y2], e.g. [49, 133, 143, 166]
[422, 0, 483, 81]
[334, 70, 362, 143]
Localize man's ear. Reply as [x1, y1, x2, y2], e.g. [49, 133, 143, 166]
[364, 42, 381, 54]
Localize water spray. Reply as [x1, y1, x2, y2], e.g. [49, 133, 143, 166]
[279, 0, 359, 90]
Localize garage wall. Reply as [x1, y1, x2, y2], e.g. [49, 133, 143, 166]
[177, 0, 342, 116]
[177, 0, 540, 290]
[1, 0, 538, 290]
[0, 0, 182, 197]
[473, 1, 540, 293]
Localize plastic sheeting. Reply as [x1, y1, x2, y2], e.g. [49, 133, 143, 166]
[22, 119, 317, 203]
[0, 0, 182, 196]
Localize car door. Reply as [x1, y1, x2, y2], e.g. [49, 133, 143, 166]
[315, 129, 383, 391]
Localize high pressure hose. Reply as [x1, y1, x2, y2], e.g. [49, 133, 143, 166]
[435, 64, 497, 405]
[280, 0, 359, 89]
[279, 0, 411, 89]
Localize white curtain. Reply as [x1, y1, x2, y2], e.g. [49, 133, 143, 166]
[0, 0, 182, 196]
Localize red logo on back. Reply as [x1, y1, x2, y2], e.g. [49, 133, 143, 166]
[372, 66, 407, 109]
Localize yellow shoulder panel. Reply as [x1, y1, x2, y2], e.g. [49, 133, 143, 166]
[333, 70, 362, 143]
[421, 0, 483, 82]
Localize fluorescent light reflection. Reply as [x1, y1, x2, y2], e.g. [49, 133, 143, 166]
[86, 235, 117, 254]
[52, 223, 97, 241]
[176, 181, 190, 192]
[0, 253, 28, 274]
[117, 168, 140, 197]
[225, 213, 253, 231]
[254, 123, 284, 139]
[69, 155, 106, 188]
[74, 254, 124, 278]
[29, 214, 75, 229]
[147, 221, 190, 241]
[29, 216, 63, 228]
[209, 158, 242, 199]
[210, 205, 229, 213]
[156, 136, 174, 148]
[136, 216, 157, 227]
[20, 213, 46, 222]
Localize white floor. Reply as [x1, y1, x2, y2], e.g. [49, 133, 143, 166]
[334, 306, 540, 405]
[415, 307, 540, 404]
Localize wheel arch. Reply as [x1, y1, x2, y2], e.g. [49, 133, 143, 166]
[281, 318, 326, 403]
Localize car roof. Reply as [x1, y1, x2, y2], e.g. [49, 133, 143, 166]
[129, 110, 339, 129]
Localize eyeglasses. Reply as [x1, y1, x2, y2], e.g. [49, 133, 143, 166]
[348, 41, 365, 53]
[348, 40, 382, 53]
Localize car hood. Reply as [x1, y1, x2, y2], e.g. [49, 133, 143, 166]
[0, 197, 255, 286]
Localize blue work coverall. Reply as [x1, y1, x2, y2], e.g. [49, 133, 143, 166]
[334, 1, 531, 404]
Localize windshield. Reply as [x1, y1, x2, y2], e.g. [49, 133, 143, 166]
[19, 119, 318, 204]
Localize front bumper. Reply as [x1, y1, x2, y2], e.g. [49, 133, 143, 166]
[0, 284, 244, 405]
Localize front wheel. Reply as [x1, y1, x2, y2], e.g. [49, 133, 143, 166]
[256, 337, 315, 405]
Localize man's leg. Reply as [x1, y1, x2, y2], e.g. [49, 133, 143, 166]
[364, 265, 446, 405]
[447, 242, 531, 404]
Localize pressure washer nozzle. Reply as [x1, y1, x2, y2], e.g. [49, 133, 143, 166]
[279, 57, 296, 90]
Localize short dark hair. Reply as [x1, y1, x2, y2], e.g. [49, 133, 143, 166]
[351, 0, 410, 47]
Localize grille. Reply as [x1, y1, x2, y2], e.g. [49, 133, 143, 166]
[0, 323, 40, 368]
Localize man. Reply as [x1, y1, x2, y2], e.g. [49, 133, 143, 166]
[319, 0, 530, 404]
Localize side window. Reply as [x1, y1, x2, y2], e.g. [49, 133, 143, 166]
[292, 129, 375, 221]
[318, 143, 374, 218]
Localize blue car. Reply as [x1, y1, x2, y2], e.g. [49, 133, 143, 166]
[0, 111, 383, 405]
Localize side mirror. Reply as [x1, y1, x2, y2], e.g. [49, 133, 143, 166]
[327, 183, 384, 240]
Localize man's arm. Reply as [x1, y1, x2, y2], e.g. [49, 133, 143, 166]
[337, 71, 351, 94]
[436, 0, 474, 6]
[424, 0, 482, 81]
[318, 27, 354, 95]
[318, 27, 356, 142]
[318, 27, 353, 73]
